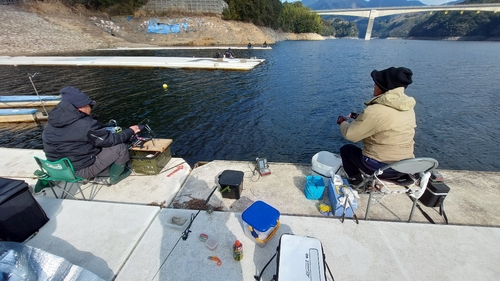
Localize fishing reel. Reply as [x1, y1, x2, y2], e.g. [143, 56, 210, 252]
[129, 118, 154, 149]
[105, 118, 154, 149]
[105, 119, 122, 133]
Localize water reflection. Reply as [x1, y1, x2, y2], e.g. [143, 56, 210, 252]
[0, 40, 499, 171]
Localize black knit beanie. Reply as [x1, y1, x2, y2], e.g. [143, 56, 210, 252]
[60, 86, 96, 108]
[371, 67, 413, 93]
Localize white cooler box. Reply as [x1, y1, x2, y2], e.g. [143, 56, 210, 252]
[311, 151, 342, 185]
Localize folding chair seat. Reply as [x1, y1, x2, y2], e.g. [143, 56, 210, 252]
[33, 156, 109, 200]
[361, 157, 439, 222]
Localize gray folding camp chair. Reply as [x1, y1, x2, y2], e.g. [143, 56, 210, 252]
[362, 157, 439, 222]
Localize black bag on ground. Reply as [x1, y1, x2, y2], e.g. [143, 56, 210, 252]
[419, 181, 450, 208]
[255, 233, 334, 281]
[0, 177, 49, 242]
[417, 170, 450, 224]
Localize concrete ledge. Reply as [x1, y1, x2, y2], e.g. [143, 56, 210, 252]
[0, 148, 191, 206]
[117, 209, 500, 281]
[2, 147, 500, 226]
[26, 198, 160, 280]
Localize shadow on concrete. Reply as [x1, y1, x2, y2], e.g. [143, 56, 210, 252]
[26, 199, 114, 280]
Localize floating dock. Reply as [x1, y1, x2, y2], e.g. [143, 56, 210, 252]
[0, 95, 60, 109]
[0, 95, 59, 123]
[0, 56, 266, 71]
[0, 108, 48, 123]
[96, 46, 272, 51]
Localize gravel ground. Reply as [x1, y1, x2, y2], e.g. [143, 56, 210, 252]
[0, 3, 323, 56]
[0, 4, 109, 55]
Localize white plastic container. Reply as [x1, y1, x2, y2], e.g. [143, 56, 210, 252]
[164, 209, 193, 231]
[311, 151, 342, 177]
[205, 237, 218, 250]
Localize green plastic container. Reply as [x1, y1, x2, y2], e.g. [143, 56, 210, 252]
[130, 146, 172, 175]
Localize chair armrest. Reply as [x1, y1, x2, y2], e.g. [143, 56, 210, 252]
[34, 169, 49, 179]
[411, 171, 431, 199]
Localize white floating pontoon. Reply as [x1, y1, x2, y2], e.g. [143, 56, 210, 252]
[96, 46, 272, 50]
[0, 56, 266, 71]
[0, 108, 48, 123]
[0, 95, 61, 109]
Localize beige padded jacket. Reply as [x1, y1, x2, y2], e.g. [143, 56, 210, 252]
[339, 87, 416, 163]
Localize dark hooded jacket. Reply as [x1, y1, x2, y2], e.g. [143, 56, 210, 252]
[42, 100, 134, 170]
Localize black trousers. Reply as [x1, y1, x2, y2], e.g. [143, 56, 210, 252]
[340, 144, 401, 178]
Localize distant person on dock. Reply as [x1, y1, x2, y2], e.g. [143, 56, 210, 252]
[248, 42, 252, 48]
[224, 48, 235, 58]
[336, 67, 416, 186]
[42, 86, 141, 185]
[262, 41, 268, 48]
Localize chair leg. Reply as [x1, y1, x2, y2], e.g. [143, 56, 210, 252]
[55, 182, 86, 200]
[408, 196, 418, 222]
[48, 181, 59, 198]
[83, 178, 110, 200]
[365, 190, 374, 220]
[77, 184, 86, 200]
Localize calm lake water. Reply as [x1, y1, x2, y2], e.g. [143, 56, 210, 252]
[0, 39, 499, 172]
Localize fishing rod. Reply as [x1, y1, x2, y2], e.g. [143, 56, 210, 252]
[151, 185, 218, 280]
[27, 73, 50, 116]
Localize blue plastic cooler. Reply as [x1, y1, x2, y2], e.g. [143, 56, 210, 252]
[327, 177, 358, 217]
[241, 201, 280, 247]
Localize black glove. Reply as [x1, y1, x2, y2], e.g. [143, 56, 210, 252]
[349, 112, 359, 119]
[337, 116, 347, 125]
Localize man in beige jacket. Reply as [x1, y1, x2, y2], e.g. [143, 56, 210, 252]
[337, 67, 416, 185]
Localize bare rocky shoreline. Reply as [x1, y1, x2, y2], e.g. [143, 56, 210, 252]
[0, 2, 323, 56]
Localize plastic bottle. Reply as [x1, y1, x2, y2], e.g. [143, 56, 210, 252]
[333, 174, 343, 186]
[233, 240, 243, 261]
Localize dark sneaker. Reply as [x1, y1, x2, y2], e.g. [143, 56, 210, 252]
[347, 173, 363, 185]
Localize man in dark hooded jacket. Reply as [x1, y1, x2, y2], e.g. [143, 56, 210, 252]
[42, 86, 141, 185]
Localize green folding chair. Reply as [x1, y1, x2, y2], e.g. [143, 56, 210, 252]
[33, 156, 109, 200]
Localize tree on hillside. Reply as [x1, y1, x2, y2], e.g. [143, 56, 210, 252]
[222, 0, 283, 28]
[372, 13, 429, 38]
[321, 18, 358, 37]
[68, 0, 147, 14]
[409, 11, 500, 37]
[279, 2, 322, 33]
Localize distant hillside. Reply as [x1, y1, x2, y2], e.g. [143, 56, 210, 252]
[365, 0, 425, 7]
[306, 0, 368, 9]
[303, 0, 426, 9]
[307, 0, 500, 40]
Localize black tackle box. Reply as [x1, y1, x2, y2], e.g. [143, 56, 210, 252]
[218, 170, 244, 199]
[0, 177, 49, 242]
[419, 181, 450, 208]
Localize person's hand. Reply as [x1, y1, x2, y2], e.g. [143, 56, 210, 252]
[129, 125, 141, 134]
[349, 112, 359, 119]
[337, 116, 347, 125]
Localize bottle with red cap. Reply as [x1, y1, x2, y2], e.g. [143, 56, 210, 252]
[233, 240, 243, 261]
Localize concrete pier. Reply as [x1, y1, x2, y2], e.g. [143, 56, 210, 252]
[1, 147, 499, 280]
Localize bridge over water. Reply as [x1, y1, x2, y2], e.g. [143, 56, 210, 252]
[313, 4, 500, 40]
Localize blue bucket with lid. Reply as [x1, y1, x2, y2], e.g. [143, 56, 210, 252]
[241, 201, 280, 246]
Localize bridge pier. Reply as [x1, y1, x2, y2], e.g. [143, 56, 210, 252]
[364, 10, 377, 41]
